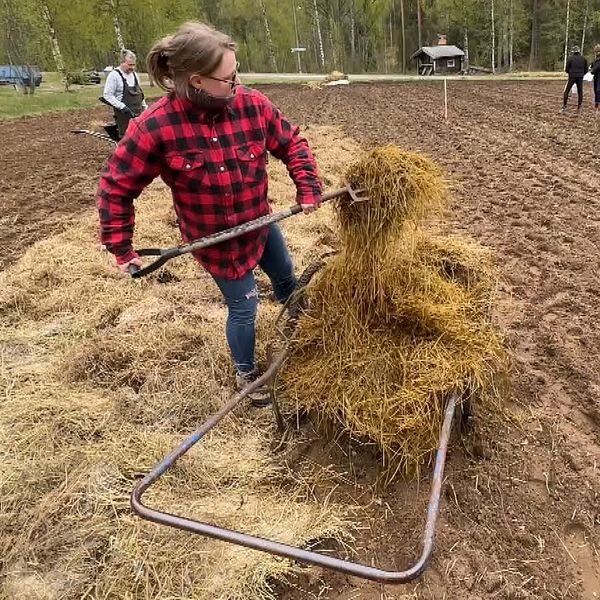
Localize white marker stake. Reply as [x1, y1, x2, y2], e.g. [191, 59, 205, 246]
[444, 78, 448, 121]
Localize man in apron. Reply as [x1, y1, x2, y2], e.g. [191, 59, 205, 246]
[102, 49, 147, 138]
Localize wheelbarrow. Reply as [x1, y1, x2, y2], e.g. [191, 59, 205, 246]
[128, 184, 459, 584]
[131, 382, 457, 584]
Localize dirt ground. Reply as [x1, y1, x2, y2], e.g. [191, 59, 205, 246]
[0, 112, 110, 270]
[1, 81, 599, 599]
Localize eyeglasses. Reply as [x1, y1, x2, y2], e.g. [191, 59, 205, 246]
[202, 62, 240, 88]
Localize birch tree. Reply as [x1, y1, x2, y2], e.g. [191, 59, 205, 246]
[563, 0, 571, 71]
[581, 0, 589, 52]
[257, 0, 278, 71]
[40, 2, 68, 89]
[529, 0, 540, 70]
[509, 0, 514, 69]
[491, 0, 496, 73]
[313, 0, 325, 68]
[399, 0, 406, 71]
[417, 0, 423, 47]
[110, 0, 125, 51]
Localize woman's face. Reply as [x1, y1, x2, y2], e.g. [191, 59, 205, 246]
[190, 50, 239, 97]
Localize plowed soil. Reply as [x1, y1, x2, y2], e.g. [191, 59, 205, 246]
[1, 80, 598, 599]
[0, 112, 110, 269]
[268, 80, 600, 600]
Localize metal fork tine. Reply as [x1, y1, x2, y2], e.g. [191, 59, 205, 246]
[344, 181, 369, 203]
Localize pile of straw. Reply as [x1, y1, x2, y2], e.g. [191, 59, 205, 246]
[324, 71, 348, 83]
[279, 146, 507, 479]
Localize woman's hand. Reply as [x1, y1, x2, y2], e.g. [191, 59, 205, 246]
[117, 256, 142, 276]
[301, 196, 321, 214]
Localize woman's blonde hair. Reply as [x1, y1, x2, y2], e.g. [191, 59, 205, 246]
[147, 22, 236, 98]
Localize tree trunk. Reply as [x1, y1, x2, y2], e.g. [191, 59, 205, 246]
[417, 0, 423, 48]
[383, 15, 388, 73]
[312, 0, 325, 69]
[491, 0, 496, 73]
[239, 28, 253, 72]
[243, 40, 253, 72]
[41, 2, 68, 90]
[292, 0, 302, 73]
[497, 18, 503, 69]
[400, 0, 406, 72]
[563, 0, 571, 71]
[581, 0, 589, 53]
[504, 20, 509, 70]
[509, 0, 514, 70]
[258, 0, 278, 72]
[350, 0, 356, 69]
[328, 26, 336, 70]
[529, 0, 540, 71]
[109, 0, 125, 52]
[0, 0, 31, 92]
[499, 18, 508, 70]
[464, 24, 470, 71]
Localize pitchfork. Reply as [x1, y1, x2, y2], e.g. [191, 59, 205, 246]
[71, 129, 118, 146]
[127, 183, 367, 278]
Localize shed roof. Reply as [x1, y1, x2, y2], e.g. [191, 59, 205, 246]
[410, 45, 465, 60]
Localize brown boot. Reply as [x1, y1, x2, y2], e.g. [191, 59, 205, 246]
[236, 368, 272, 407]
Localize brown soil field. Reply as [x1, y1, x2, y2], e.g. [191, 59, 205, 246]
[270, 80, 600, 600]
[0, 81, 598, 599]
[0, 112, 110, 270]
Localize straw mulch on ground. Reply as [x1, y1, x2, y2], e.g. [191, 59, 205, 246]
[0, 127, 358, 600]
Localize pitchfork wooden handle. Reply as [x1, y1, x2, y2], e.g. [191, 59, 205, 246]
[130, 185, 362, 279]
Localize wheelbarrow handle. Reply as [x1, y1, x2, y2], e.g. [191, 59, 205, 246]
[130, 185, 359, 279]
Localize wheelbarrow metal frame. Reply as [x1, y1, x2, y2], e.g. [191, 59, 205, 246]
[130, 351, 457, 585]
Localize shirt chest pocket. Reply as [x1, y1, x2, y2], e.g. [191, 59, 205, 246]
[235, 142, 267, 184]
[165, 152, 206, 191]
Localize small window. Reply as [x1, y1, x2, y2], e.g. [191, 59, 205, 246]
[447, 59, 455, 68]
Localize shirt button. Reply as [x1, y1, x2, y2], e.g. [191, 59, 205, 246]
[185, 164, 191, 169]
[212, 137, 218, 142]
[250, 153, 255, 159]
[220, 166, 225, 172]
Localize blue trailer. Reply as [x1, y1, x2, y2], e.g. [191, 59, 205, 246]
[0, 65, 43, 87]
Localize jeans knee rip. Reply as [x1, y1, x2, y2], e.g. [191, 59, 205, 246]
[244, 287, 259, 301]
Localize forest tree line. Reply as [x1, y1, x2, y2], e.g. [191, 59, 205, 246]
[2, 0, 600, 76]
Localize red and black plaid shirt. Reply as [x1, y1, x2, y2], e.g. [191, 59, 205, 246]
[96, 86, 322, 279]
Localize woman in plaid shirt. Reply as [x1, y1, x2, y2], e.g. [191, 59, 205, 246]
[96, 22, 322, 406]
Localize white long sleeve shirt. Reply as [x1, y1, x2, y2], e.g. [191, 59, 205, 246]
[102, 69, 147, 111]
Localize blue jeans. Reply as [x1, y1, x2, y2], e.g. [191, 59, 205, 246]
[211, 224, 297, 373]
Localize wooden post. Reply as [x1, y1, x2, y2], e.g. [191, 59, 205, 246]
[444, 78, 448, 120]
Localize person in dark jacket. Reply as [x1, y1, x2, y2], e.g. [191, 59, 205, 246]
[562, 45, 588, 112]
[591, 44, 600, 110]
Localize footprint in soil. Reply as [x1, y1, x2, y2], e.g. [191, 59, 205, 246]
[563, 522, 600, 599]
